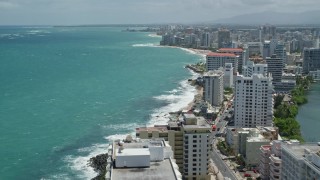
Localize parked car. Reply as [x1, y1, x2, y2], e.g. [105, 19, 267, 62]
[244, 173, 251, 177]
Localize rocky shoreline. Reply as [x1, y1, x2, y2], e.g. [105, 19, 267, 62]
[88, 153, 109, 180]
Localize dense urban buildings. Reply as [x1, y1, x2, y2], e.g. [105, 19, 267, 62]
[218, 29, 231, 48]
[153, 23, 320, 180]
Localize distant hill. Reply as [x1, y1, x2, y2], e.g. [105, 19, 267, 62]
[214, 11, 320, 25]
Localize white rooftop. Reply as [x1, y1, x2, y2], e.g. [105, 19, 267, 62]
[116, 148, 150, 157]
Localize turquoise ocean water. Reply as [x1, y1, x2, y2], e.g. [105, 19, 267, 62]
[0, 27, 202, 179]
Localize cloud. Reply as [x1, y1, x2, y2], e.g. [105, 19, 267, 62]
[0, 0, 319, 25]
[0, 1, 18, 9]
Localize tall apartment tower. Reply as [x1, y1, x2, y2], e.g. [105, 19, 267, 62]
[234, 74, 274, 127]
[242, 61, 268, 77]
[275, 43, 287, 66]
[218, 29, 231, 48]
[281, 142, 320, 180]
[218, 48, 245, 73]
[136, 114, 212, 180]
[206, 52, 238, 74]
[263, 41, 271, 60]
[224, 63, 234, 88]
[203, 70, 224, 106]
[303, 48, 320, 74]
[266, 54, 284, 83]
[183, 114, 211, 180]
[202, 32, 211, 48]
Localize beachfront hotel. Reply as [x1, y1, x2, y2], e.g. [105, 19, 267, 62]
[203, 70, 224, 107]
[218, 48, 247, 73]
[136, 114, 213, 180]
[206, 52, 239, 74]
[234, 74, 274, 128]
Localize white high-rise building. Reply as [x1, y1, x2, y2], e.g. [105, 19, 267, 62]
[234, 74, 274, 128]
[224, 63, 233, 88]
[206, 52, 238, 74]
[242, 61, 268, 77]
[203, 70, 224, 106]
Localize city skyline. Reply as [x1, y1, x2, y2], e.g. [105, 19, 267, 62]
[0, 0, 320, 25]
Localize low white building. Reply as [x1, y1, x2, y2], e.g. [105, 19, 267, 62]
[111, 138, 181, 180]
[225, 126, 278, 166]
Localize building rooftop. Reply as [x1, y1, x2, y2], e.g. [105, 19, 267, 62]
[203, 70, 224, 77]
[136, 126, 168, 133]
[112, 159, 177, 180]
[111, 138, 181, 180]
[116, 148, 150, 157]
[207, 52, 237, 57]
[261, 145, 271, 151]
[283, 143, 320, 159]
[218, 48, 244, 52]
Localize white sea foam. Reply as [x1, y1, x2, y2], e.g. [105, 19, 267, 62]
[132, 43, 158, 47]
[64, 143, 109, 179]
[102, 123, 141, 132]
[149, 78, 198, 126]
[148, 34, 161, 38]
[178, 47, 207, 60]
[104, 133, 135, 141]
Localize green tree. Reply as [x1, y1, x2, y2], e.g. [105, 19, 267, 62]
[274, 94, 284, 109]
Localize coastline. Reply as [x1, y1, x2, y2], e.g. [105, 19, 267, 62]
[296, 82, 320, 142]
[88, 38, 207, 179]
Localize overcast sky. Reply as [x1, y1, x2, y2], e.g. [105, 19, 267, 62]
[0, 0, 319, 25]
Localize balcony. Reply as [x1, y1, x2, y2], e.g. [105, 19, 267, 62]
[270, 174, 280, 180]
[270, 154, 281, 167]
[270, 167, 280, 176]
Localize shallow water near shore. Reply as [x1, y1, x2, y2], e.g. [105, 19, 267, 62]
[0, 27, 202, 179]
